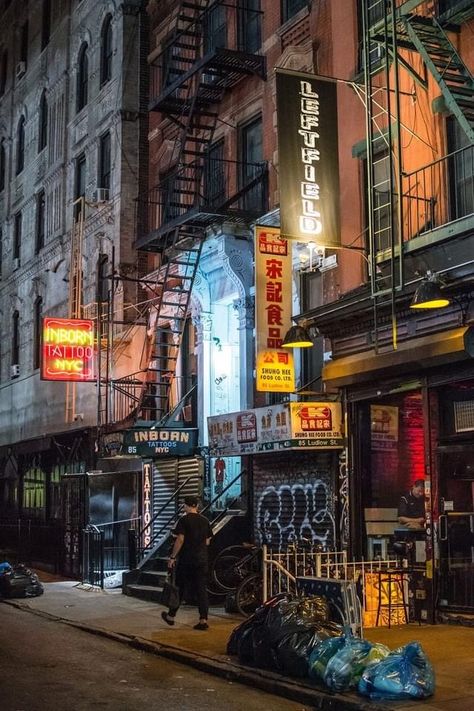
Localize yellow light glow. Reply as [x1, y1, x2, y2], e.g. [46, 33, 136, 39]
[409, 298, 450, 309]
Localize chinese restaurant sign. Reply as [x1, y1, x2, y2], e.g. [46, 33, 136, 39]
[41, 317, 95, 382]
[208, 402, 343, 455]
[276, 70, 340, 247]
[255, 226, 295, 392]
[122, 428, 198, 457]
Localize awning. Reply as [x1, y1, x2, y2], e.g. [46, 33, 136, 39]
[323, 326, 474, 388]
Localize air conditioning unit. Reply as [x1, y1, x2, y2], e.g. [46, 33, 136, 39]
[11, 364, 20, 378]
[92, 188, 110, 203]
[16, 61, 26, 79]
[12, 257, 20, 270]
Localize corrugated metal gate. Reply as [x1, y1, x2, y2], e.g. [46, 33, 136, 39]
[151, 457, 202, 542]
[253, 452, 338, 550]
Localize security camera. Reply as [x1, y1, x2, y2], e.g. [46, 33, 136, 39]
[73, 413, 84, 422]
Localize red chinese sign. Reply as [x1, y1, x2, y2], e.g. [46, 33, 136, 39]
[41, 317, 96, 382]
[255, 226, 295, 392]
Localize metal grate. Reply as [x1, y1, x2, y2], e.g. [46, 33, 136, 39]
[454, 400, 474, 432]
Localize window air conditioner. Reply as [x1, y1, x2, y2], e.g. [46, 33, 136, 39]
[12, 257, 20, 270]
[93, 188, 110, 203]
[16, 61, 26, 79]
[11, 363, 20, 378]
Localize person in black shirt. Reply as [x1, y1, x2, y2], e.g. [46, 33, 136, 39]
[398, 479, 425, 530]
[161, 495, 213, 630]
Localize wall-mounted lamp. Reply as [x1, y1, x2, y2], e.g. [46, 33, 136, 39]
[282, 323, 313, 348]
[410, 271, 450, 310]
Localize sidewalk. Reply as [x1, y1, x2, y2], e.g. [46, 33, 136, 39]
[3, 572, 473, 711]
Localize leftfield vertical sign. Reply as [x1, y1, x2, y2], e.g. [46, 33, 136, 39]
[255, 226, 295, 392]
[41, 317, 96, 382]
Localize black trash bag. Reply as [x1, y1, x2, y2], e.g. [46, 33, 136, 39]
[274, 627, 323, 678]
[252, 622, 279, 670]
[0, 564, 44, 599]
[238, 623, 258, 665]
[228, 593, 290, 659]
[266, 596, 332, 648]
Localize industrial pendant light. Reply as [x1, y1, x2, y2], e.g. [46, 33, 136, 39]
[282, 324, 313, 348]
[410, 272, 450, 310]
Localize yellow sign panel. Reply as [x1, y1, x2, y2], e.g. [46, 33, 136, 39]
[255, 226, 295, 392]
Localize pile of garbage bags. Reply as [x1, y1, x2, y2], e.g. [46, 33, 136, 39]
[0, 561, 44, 599]
[227, 594, 342, 678]
[227, 594, 435, 701]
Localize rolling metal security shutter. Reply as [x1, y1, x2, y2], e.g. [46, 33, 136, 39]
[253, 452, 337, 551]
[151, 457, 202, 542]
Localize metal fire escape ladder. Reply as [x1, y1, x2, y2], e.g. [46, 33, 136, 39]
[140, 0, 222, 421]
[362, 0, 405, 353]
[400, 14, 474, 144]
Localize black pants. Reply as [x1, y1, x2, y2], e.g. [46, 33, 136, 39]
[168, 561, 209, 620]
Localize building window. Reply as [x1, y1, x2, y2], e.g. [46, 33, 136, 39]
[0, 49, 7, 95]
[100, 14, 113, 86]
[33, 296, 42, 369]
[0, 138, 5, 191]
[13, 210, 21, 260]
[74, 152, 86, 220]
[239, 0, 261, 53]
[41, 0, 51, 50]
[98, 131, 111, 190]
[447, 117, 474, 221]
[282, 0, 307, 23]
[38, 90, 48, 152]
[204, 140, 225, 207]
[76, 43, 88, 113]
[20, 20, 28, 67]
[36, 190, 46, 253]
[16, 115, 25, 175]
[239, 115, 264, 211]
[204, 3, 226, 53]
[11, 309, 19, 373]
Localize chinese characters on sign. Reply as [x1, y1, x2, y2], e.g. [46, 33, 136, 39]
[208, 402, 343, 456]
[41, 317, 96, 382]
[255, 226, 295, 392]
[276, 70, 340, 247]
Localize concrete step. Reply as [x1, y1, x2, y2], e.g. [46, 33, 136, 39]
[123, 583, 163, 603]
[139, 570, 167, 587]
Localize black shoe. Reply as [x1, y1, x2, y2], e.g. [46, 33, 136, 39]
[161, 611, 175, 626]
[193, 622, 209, 630]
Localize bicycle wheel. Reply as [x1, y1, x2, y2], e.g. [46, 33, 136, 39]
[235, 573, 263, 617]
[212, 545, 250, 591]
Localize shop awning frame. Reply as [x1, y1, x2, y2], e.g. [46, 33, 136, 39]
[323, 326, 474, 388]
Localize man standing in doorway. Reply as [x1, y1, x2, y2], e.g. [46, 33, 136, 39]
[161, 495, 213, 630]
[398, 479, 425, 530]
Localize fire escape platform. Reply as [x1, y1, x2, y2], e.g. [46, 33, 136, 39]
[150, 47, 266, 114]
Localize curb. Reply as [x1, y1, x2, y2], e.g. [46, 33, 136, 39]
[3, 599, 390, 711]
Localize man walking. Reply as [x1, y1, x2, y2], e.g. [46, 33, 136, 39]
[161, 495, 213, 630]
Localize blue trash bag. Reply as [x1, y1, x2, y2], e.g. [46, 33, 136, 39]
[324, 636, 389, 692]
[308, 635, 346, 682]
[0, 561, 12, 574]
[358, 641, 435, 700]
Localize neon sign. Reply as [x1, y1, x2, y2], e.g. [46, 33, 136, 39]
[41, 317, 96, 382]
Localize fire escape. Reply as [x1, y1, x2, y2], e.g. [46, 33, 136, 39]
[134, 0, 267, 424]
[361, 0, 474, 347]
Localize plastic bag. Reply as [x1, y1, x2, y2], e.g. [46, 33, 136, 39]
[0, 564, 44, 599]
[358, 642, 435, 700]
[274, 627, 323, 678]
[323, 636, 390, 692]
[308, 636, 346, 681]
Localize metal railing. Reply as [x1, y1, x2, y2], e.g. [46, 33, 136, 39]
[150, 0, 264, 99]
[263, 546, 401, 628]
[402, 144, 474, 241]
[82, 517, 141, 588]
[0, 519, 63, 572]
[142, 159, 268, 237]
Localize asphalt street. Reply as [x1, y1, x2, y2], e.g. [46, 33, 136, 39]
[0, 604, 309, 711]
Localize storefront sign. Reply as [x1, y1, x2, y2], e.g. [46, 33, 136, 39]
[255, 226, 295, 392]
[41, 317, 96, 381]
[276, 70, 340, 247]
[208, 401, 343, 455]
[370, 405, 399, 450]
[122, 428, 198, 457]
[142, 462, 152, 548]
